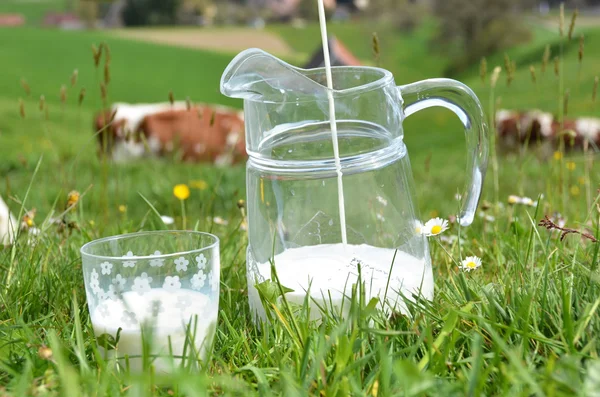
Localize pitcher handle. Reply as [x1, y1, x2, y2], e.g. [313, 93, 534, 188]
[398, 78, 489, 227]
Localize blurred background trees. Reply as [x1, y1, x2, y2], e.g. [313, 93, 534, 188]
[431, 0, 536, 74]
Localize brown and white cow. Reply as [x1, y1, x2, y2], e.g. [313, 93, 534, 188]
[94, 102, 246, 165]
[495, 108, 600, 156]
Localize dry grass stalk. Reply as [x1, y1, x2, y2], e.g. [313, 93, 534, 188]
[593, 76, 598, 102]
[39, 95, 45, 111]
[529, 65, 536, 83]
[92, 44, 102, 68]
[71, 69, 78, 87]
[480, 57, 487, 83]
[559, 3, 565, 37]
[554, 56, 560, 77]
[490, 66, 502, 89]
[169, 91, 175, 105]
[539, 215, 598, 242]
[542, 44, 551, 73]
[20, 78, 31, 96]
[104, 61, 111, 85]
[372, 32, 380, 66]
[186, 96, 191, 111]
[78, 88, 86, 106]
[504, 54, 513, 86]
[579, 34, 584, 63]
[19, 98, 25, 119]
[568, 8, 578, 40]
[60, 85, 67, 104]
[100, 83, 107, 101]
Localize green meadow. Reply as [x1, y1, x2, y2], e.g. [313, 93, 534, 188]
[1, 8, 600, 395]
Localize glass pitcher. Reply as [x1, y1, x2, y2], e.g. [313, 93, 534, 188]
[220, 49, 488, 321]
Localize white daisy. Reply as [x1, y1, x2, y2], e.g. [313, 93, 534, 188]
[213, 216, 229, 226]
[459, 256, 482, 272]
[414, 220, 424, 235]
[422, 217, 449, 236]
[160, 215, 174, 225]
[507, 195, 537, 207]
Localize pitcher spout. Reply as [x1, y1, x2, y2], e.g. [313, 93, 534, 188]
[220, 48, 328, 103]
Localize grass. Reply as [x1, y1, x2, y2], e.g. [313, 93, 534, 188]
[0, 10, 600, 396]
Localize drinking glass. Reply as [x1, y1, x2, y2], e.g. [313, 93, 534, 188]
[80, 230, 220, 374]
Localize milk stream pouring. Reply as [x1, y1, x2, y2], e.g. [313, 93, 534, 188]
[220, 11, 489, 320]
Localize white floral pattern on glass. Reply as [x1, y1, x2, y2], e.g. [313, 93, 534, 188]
[97, 289, 108, 301]
[98, 303, 110, 318]
[149, 251, 165, 267]
[149, 300, 164, 317]
[174, 257, 189, 272]
[100, 261, 113, 275]
[121, 310, 137, 326]
[132, 272, 153, 295]
[163, 276, 181, 292]
[91, 268, 99, 281]
[89, 277, 101, 294]
[106, 285, 118, 301]
[175, 294, 193, 310]
[196, 253, 207, 270]
[112, 274, 126, 291]
[122, 251, 136, 268]
[209, 270, 219, 292]
[191, 271, 207, 290]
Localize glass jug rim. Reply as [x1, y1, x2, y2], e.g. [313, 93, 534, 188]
[221, 48, 397, 104]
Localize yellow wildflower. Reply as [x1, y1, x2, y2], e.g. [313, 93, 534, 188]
[118, 205, 127, 213]
[173, 184, 191, 200]
[578, 176, 586, 185]
[570, 185, 580, 196]
[553, 151, 563, 161]
[190, 180, 208, 190]
[21, 208, 36, 229]
[67, 190, 80, 208]
[566, 161, 576, 171]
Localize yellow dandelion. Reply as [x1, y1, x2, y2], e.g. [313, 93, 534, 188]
[173, 184, 190, 200]
[118, 205, 127, 213]
[190, 180, 208, 190]
[67, 190, 80, 208]
[578, 176, 586, 185]
[423, 217, 449, 237]
[460, 256, 482, 272]
[566, 161, 576, 171]
[570, 185, 580, 196]
[553, 151, 563, 161]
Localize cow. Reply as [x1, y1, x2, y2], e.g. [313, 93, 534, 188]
[0, 194, 16, 246]
[93, 102, 246, 165]
[495, 109, 600, 158]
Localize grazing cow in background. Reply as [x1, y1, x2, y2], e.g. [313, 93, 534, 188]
[495, 109, 600, 157]
[0, 195, 16, 246]
[93, 102, 246, 165]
